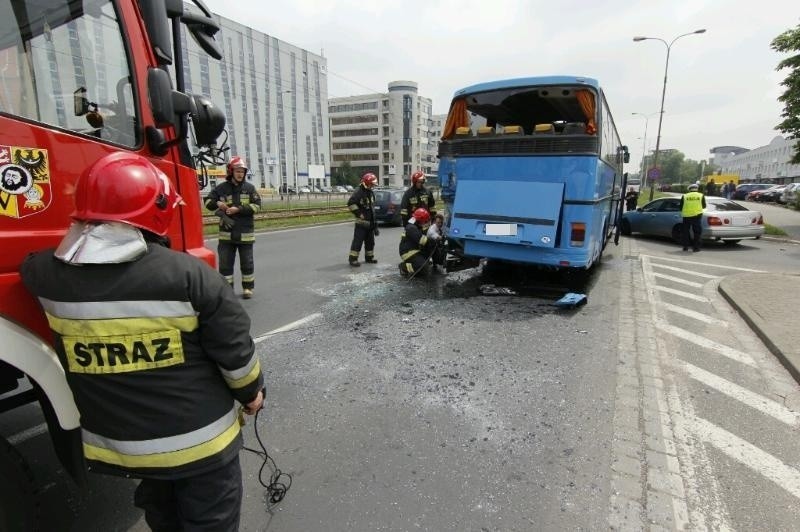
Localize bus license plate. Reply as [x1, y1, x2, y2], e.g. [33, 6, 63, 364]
[485, 224, 517, 236]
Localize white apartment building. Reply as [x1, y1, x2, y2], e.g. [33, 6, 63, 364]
[329, 81, 436, 188]
[711, 136, 800, 184]
[181, 10, 330, 193]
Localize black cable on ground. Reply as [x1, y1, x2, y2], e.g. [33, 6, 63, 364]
[242, 408, 292, 505]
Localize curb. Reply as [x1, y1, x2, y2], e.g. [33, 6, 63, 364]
[718, 278, 800, 385]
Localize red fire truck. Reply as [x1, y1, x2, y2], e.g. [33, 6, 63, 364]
[0, 0, 227, 527]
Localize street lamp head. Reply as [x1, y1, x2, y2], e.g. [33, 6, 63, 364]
[633, 36, 648, 42]
[694, 29, 706, 34]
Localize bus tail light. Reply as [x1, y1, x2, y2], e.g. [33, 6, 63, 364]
[570, 223, 586, 247]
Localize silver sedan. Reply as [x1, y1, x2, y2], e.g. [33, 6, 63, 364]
[621, 196, 765, 245]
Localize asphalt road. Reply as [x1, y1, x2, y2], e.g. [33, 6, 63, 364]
[5, 218, 800, 531]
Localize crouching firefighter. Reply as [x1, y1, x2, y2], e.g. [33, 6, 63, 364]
[205, 156, 262, 298]
[399, 207, 438, 277]
[20, 152, 265, 531]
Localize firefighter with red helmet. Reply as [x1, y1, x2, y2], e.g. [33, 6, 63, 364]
[346, 172, 379, 267]
[399, 207, 438, 277]
[205, 156, 262, 298]
[399, 170, 435, 226]
[20, 152, 264, 531]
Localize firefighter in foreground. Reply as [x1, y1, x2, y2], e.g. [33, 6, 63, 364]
[400, 170, 435, 226]
[399, 207, 439, 277]
[205, 156, 262, 298]
[347, 172, 379, 267]
[20, 153, 264, 531]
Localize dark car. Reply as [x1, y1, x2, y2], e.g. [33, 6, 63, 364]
[733, 183, 771, 200]
[372, 188, 405, 226]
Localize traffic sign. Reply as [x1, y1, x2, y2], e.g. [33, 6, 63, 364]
[647, 167, 661, 180]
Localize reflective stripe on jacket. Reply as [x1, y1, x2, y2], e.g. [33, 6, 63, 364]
[681, 191, 705, 217]
[21, 243, 264, 479]
[205, 180, 262, 242]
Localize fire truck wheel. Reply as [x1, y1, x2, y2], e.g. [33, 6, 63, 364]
[0, 436, 38, 531]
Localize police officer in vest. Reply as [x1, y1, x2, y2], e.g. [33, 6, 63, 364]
[679, 182, 707, 252]
[347, 172, 378, 267]
[400, 170, 435, 226]
[21, 153, 264, 531]
[205, 156, 262, 298]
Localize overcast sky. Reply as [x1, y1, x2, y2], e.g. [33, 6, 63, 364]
[202, 0, 798, 168]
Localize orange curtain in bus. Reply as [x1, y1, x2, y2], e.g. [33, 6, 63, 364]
[441, 98, 468, 139]
[576, 90, 597, 134]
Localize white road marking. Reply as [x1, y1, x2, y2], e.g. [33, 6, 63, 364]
[659, 302, 729, 327]
[651, 263, 720, 279]
[643, 254, 766, 273]
[254, 313, 322, 343]
[652, 272, 704, 288]
[656, 319, 757, 367]
[691, 416, 800, 500]
[683, 362, 799, 426]
[653, 285, 710, 302]
[8, 422, 47, 445]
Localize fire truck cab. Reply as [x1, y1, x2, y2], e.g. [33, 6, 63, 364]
[0, 0, 227, 527]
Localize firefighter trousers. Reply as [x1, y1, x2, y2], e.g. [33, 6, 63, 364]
[400, 253, 429, 276]
[349, 223, 375, 263]
[218, 241, 255, 289]
[133, 456, 243, 532]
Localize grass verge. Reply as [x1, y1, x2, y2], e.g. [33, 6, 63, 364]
[764, 224, 788, 236]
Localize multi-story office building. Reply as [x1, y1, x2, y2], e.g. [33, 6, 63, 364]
[180, 12, 330, 193]
[329, 81, 435, 187]
[710, 137, 800, 183]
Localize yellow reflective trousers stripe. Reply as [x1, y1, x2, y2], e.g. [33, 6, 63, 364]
[401, 249, 419, 261]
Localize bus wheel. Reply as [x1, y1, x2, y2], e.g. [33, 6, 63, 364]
[0, 436, 38, 531]
[671, 225, 683, 243]
[621, 219, 631, 236]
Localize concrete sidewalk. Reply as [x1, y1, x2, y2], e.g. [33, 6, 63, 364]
[719, 272, 800, 383]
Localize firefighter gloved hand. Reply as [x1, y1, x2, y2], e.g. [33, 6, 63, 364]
[373, 227, 380, 237]
[356, 219, 372, 228]
[217, 210, 236, 231]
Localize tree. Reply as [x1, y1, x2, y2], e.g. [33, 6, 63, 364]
[332, 161, 359, 186]
[772, 24, 800, 164]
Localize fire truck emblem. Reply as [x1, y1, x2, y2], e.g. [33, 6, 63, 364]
[0, 146, 52, 219]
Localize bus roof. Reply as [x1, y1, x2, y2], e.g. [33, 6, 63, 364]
[453, 76, 600, 98]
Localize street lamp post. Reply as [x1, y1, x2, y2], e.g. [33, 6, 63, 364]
[632, 112, 659, 189]
[634, 29, 706, 200]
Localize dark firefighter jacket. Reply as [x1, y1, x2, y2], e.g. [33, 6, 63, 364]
[21, 243, 264, 480]
[400, 186, 435, 225]
[205, 179, 262, 243]
[399, 222, 433, 262]
[347, 184, 375, 228]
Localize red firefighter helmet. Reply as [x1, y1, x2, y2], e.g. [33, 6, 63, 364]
[72, 152, 183, 236]
[361, 172, 378, 188]
[411, 171, 426, 186]
[412, 207, 430, 225]
[227, 156, 248, 179]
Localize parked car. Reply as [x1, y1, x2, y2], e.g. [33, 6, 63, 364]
[733, 183, 771, 200]
[372, 188, 405, 226]
[344, 185, 354, 192]
[320, 186, 333, 193]
[621, 197, 764, 245]
[780, 182, 800, 205]
[748, 185, 786, 203]
[298, 186, 311, 194]
[334, 185, 348, 193]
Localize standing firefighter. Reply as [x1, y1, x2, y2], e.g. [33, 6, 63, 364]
[399, 207, 437, 277]
[205, 156, 262, 298]
[347, 172, 379, 267]
[400, 171, 435, 226]
[20, 153, 264, 531]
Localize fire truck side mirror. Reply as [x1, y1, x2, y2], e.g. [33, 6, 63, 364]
[148, 68, 175, 128]
[189, 95, 225, 147]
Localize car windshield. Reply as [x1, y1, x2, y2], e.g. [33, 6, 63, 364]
[706, 199, 749, 211]
[374, 191, 390, 201]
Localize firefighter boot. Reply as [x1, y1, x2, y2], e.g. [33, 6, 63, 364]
[242, 288, 253, 299]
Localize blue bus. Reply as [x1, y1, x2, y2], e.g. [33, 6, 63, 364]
[438, 76, 629, 270]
